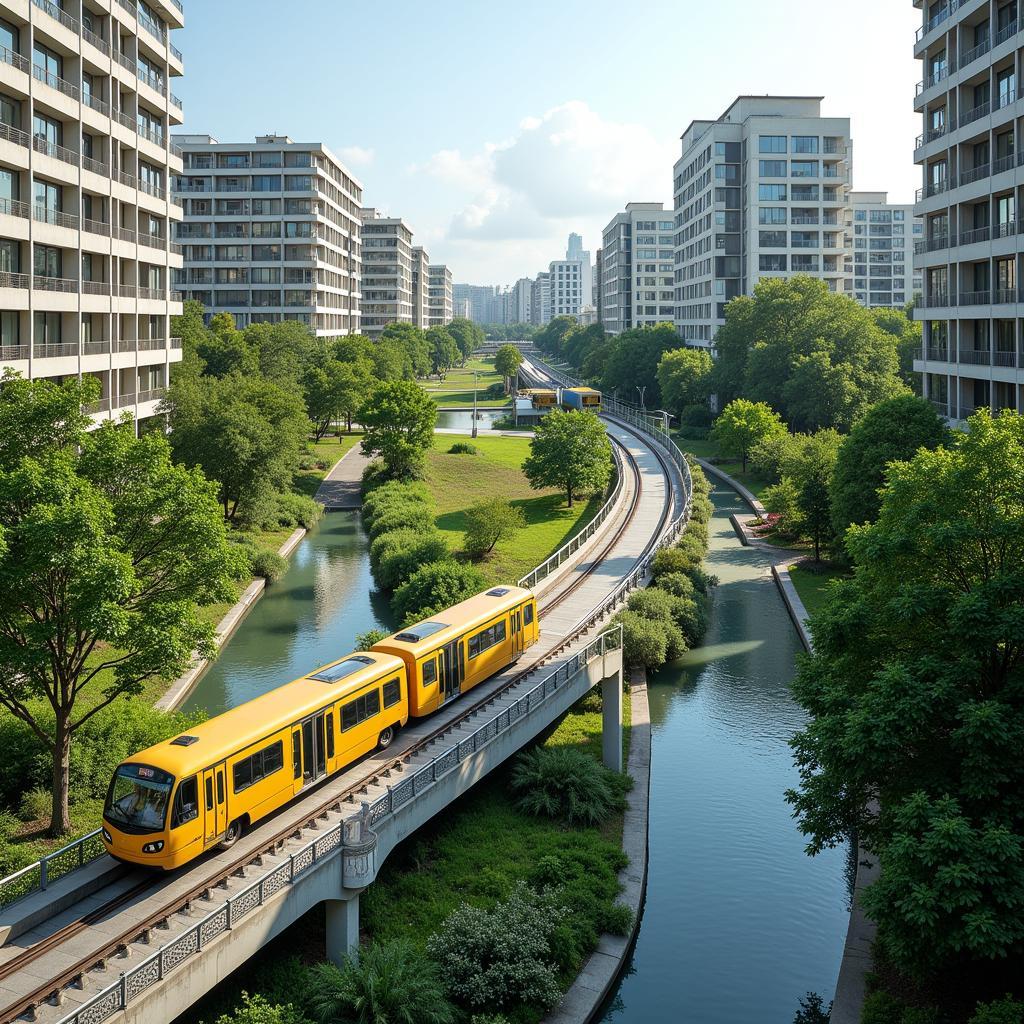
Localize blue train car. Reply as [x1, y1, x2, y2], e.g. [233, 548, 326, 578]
[560, 387, 602, 412]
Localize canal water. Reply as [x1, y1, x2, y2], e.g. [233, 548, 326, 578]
[181, 511, 394, 716]
[435, 408, 507, 432]
[602, 482, 850, 1022]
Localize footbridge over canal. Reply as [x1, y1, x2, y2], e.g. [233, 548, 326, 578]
[0, 360, 692, 1024]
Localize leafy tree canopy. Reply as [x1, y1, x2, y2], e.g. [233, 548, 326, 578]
[788, 410, 1024, 977]
[600, 323, 679, 408]
[358, 380, 438, 479]
[711, 398, 787, 472]
[657, 347, 713, 419]
[523, 409, 612, 507]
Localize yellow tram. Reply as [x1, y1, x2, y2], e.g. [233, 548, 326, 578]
[101, 586, 538, 869]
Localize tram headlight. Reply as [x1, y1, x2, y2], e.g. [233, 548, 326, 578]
[142, 841, 164, 854]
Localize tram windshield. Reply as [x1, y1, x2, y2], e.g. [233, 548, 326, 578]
[104, 763, 174, 833]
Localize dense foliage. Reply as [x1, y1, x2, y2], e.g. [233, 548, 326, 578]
[712, 398, 787, 473]
[711, 276, 909, 431]
[510, 747, 627, 826]
[523, 410, 612, 507]
[788, 411, 1024, 984]
[463, 499, 526, 558]
[358, 380, 438, 480]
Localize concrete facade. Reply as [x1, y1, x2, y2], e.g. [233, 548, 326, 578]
[427, 262, 452, 326]
[411, 244, 429, 328]
[0, 0, 185, 428]
[548, 258, 584, 320]
[912, 0, 1024, 418]
[172, 133, 362, 338]
[600, 201, 675, 334]
[849, 190, 923, 308]
[673, 96, 852, 347]
[359, 207, 413, 336]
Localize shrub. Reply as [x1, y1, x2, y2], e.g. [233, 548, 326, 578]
[448, 442, 477, 455]
[792, 991, 831, 1024]
[369, 527, 433, 576]
[213, 992, 311, 1024]
[596, 901, 633, 936]
[969, 998, 1024, 1024]
[510, 746, 623, 826]
[860, 991, 910, 1024]
[613, 609, 668, 669]
[486, 381, 506, 398]
[626, 589, 687, 659]
[463, 499, 526, 559]
[362, 490, 430, 528]
[275, 492, 322, 530]
[654, 571, 696, 602]
[307, 941, 455, 1024]
[251, 548, 288, 582]
[362, 480, 430, 518]
[355, 628, 389, 650]
[680, 403, 715, 429]
[762, 478, 802, 536]
[376, 532, 450, 590]
[18, 787, 50, 823]
[426, 882, 566, 1013]
[367, 505, 436, 542]
[393, 560, 485, 625]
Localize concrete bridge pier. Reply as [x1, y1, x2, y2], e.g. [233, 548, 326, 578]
[325, 894, 362, 965]
[602, 664, 624, 773]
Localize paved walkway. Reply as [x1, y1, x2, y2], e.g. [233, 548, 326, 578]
[314, 443, 370, 510]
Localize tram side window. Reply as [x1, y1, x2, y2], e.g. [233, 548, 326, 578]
[172, 775, 199, 827]
[468, 620, 507, 659]
[422, 658, 437, 687]
[232, 740, 285, 793]
[341, 689, 381, 731]
[383, 678, 401, 708]
[523, 603, 534, 625]
[292, 730, 301, 779]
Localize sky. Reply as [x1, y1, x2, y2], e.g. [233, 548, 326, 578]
[176, 0, 921, 287]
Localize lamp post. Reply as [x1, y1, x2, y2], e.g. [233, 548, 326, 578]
[636, 385, 647, 411]
[472, 370, 478, 438]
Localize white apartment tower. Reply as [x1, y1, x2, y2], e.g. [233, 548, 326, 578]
[600, 202, 675, 334]
[0, 0, 185, 428]
[426, 263, 452, 327]
[360, 208, 413, 336]
[913, 0, 1023, 419]
[849, 191, 923, 309]
[566, 231, 592, 307]
[173, 135, 362, 338]
[673, 96, 852, 347]
[509, 276, 532, 324]
[411, 244, 429, 328]
[548, 258, 584, 320]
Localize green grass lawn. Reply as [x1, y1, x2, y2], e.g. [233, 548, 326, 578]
[788, 561, 848, 617]
[424, 435, 604, 586]
[421, 356, 504, 391]
[675, 435, 772, 500]
[428, 391, 511, 409]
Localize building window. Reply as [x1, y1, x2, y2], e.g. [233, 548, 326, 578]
[758, 207, 787, 225]
[759, 136, 786, 153]
[791, 161, 819, 178]
[759, 184, 787, 201]
[758, 160, 787, 178]
[793, 136, 820, 154]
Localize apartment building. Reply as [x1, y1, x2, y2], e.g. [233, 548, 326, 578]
[360, 207, 413, 336]
[600, 202, 675, 334]
[673, 96, 852, 347]
[411, 244, 428, 328]
[426, 264, 452, 327]
[566, 231, 592, 307]
[913, 0, 1023, 418]
[507, 276, 532, 324]
[172, 134, 362, 338]
[850, 191, 923, 308]
[0, 0, 185, 428]
[548, 258, 584, 319]
[530, 272, 549, 326]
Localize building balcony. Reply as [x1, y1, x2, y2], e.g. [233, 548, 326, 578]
[32, 62, 80, 103]
[0, 197, 29, 220]
[0, 344, 28, 361]
[0, 43, 29, 76]
[33, 205, 79, 230]
[34, 275, 79, 293]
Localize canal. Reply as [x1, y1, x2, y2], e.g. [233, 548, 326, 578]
[602, 481, 850, 1022]
[182, 511, 394, 715]
[179, 475, 849, 1021]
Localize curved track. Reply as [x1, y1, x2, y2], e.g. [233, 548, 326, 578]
[0, 360, 681, 1024]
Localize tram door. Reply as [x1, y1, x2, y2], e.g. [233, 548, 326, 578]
[440, 639, 464, 702]
[202, 765, 226, 845]
[300, 712, 328, 784]
[511, 609, 523, 659]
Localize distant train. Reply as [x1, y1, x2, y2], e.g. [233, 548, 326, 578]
[519, 388, 558, 409]
[101, 586, 539, 870]
[561, 387, 602, 412]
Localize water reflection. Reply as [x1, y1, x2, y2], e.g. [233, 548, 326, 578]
[182, 512, 394, 716]
[435, 408, 507, 432]
[603, 484, 849, 1023]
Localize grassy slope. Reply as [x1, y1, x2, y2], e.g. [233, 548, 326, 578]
[429, 391, 510, 408]
[424, 434, 604, 586]
[675, 436, 772, 500]
[788, 562, 848, 618]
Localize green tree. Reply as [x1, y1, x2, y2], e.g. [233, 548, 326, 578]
[533, 315, 576, 356]
[244, 321, 316, 388]
[657, 347, 713, 418]
[170, 299, 210, 380]
[426, 326, 459, 378]
[795, 439, 838, 562]
[830, 395, 949, 550]
[0, 375, 242, 834]
[523, 409, 612, 507]
[710, 276, 908, 430]
[214, 993, 310, 1024]
[562, 323, 607, 374]
[381, 322, 430, 378]
[788, 410, 1024, 977]
[302, 356, 365, 442]
[711, 398, 787, 472]
[167, 374, 310, 522]
[873, 306, 923, 394]
[463, 498, 526, 557]
[358, 380, 437, 479]
[197, 312, 257, 378]
[446, 318, 480, 365]
[393, 559, 485, 624]
[600, 323, 678, 407]
[307, 941, 455, 1024]
[494, 343, 524, 393]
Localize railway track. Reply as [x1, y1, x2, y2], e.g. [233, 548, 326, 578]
[1, 375, 679, 1024]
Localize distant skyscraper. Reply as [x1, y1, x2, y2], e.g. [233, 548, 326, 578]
[565, 232, 592, 307]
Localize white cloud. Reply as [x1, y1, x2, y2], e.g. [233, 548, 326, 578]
[337, 145, 375, 166]
[413, 101, 675, 280]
